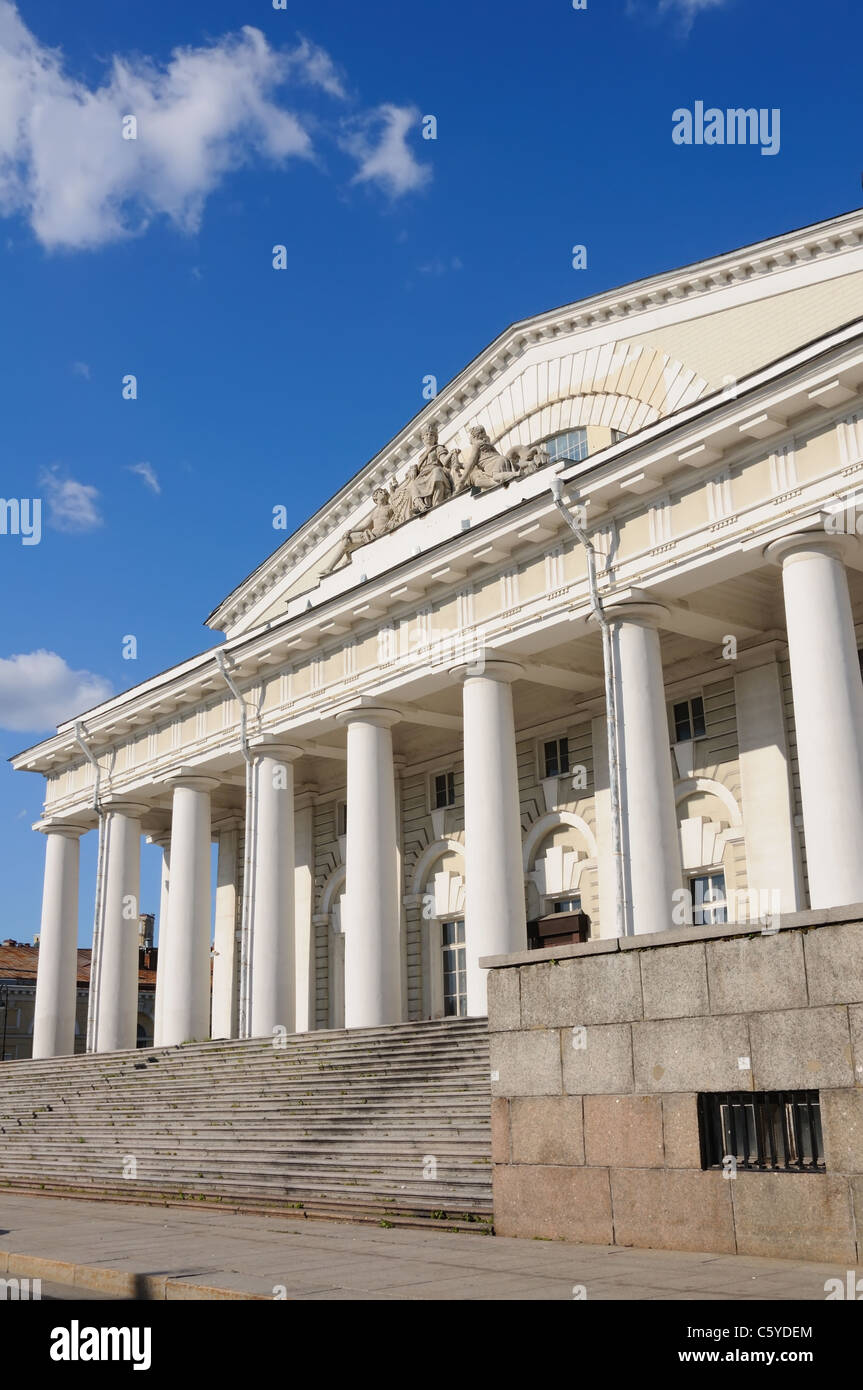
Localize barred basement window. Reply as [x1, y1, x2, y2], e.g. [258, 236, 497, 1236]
[698, 1091, 825, 1173]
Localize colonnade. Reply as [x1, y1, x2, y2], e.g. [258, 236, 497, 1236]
[30, 534, 863, 1057]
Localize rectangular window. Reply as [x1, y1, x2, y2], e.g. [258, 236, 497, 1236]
[611, 429, 628, 444]
[699, 1091, 824, 1172]
[441, 920, 467, 1018]
[433, 770, 456, 809]
[543, 736, 570, 778]
[689, 872, 727, 926]
[673, 694, 706, 741]
[552, 897, 581, 914]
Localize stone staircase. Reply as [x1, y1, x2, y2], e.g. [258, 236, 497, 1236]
[0, 1017, 493, 1232]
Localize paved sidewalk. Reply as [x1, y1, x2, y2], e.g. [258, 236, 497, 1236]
[0, 1194, 847, 1300]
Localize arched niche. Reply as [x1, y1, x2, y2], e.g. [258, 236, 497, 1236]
[411, 842, 466, 1020]
[524, 812, 597, 924]
[674, 778, 745, 901]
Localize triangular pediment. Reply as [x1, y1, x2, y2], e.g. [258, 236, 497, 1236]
[207, 208, 863, 639]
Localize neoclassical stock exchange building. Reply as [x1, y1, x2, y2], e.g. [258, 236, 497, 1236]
[15, 208, 863, 1062]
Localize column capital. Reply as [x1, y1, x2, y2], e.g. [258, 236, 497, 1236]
[335, 705, 401, 729]
[99, 797, 150, 819]
[211, 815, 243, 836]
[162, 768, 220, 793]
[35, 819, 88, 839]
[764, 531, 855, 567]
[601, 599, 670, 629]
[145, 830, 171, 850]
[247, 739, 304, 763]
[449, 657, 524, 685]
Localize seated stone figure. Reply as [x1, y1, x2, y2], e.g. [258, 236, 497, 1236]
[319, 487, 394, 576]
[454, 425, 522, 494]
[389, 465, 424, 525]
[413, 421, 455, 510]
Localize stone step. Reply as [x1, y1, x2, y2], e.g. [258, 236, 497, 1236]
[1, 1018, 489, 1071]
[0, 1128, 489, 1149]
[0, 1177, 493, 1228]
[0, 1017, 493, 1223]
[0, 1062, 492, 1090]
[0, 1166, 493, 1204]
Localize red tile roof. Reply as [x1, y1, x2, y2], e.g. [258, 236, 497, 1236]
[0, 945, 155, 988]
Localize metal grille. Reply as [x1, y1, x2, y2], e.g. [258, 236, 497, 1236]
[698, 1091, 825, 1172]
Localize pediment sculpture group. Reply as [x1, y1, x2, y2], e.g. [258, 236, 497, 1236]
[320, 422, 550, 576]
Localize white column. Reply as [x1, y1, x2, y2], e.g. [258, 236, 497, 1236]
[293, 788, 316, 1034]
[247, 746, 302, 1038]
[337, 708, 402, 1028]
[148, 833, 171, 1046]
[32, 823, 86, 1059]
[160, 775, 217, 1046]
[734, 658, 802, 913]
[211, 819, 241, 1039]
[456, 659, 526, 1015]
[767, 534, 863, 907]
[94, 801, 147, 1053]
[591, 714, 618, 939]
[607, 601, 683, 936]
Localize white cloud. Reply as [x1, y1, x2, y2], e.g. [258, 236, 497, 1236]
[628, 0, 730, 30]
[287, 36, 346, 100]
[419, 255, 463, 276]
[344, 104, 430, 198]
[0, 650, 112, 732]
[127, 461, 160, 494]
[40, 467, 103, 531]
[71, 360, 91, 379]
[661, 0, 729, 17]
[0, 6, 426, 251]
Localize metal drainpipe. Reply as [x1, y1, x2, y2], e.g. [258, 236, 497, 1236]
[549, 477, 627, 940]
[74, 721, 105, 1052]
[215, 649, 254, 1037]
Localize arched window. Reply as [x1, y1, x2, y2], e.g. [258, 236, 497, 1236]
[542, 427, 629, 465]
[543, 429, 588, 463]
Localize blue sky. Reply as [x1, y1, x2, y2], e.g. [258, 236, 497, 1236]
[0, 0, 860, 942]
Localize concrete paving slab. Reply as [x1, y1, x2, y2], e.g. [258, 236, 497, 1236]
[0, 1193, 852, 1301]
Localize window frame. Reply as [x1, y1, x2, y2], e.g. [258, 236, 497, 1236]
[689, 871, 727, 926]
[429, 768, 456, 811]
[671, 693, 707, 743]
[540, 734, 571, 780]
[441, 919, 467, 1018]
[542, 428, 589, 465]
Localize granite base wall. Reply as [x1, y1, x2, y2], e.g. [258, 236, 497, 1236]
[485, 905, 863, 1263]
